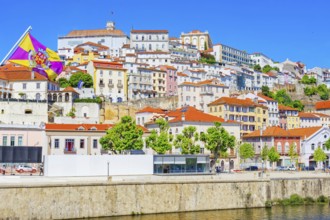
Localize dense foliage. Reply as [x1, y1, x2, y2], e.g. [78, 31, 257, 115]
[99, 116, 144, 154]
[57, 72, 93, 88]
[74, 97, 102, 103]
[199, 53, 216, 64]
[173, 126, 200, 154]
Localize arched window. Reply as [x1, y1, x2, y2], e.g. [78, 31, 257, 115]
[285, 142, 289, 153]
[65, 93, 70, 102]
[52, 94, 57, 102]
[277, 143, 282, 153]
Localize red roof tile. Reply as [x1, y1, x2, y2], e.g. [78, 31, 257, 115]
[279, 105, 298, 111]
[177, 72, 188, 77]
[136, 106, 167, 114]
[208, 97, 267, 108]
[180, 79, 227, 87]
[46, 124, 113, 131]
[315, 100, 330, 110]
[257, 93, 275, 101]
[0, 70, 48, 81]
[298, 112, 319, 118]
[62, 86, 79, 94]
[66, 29, 125, 37]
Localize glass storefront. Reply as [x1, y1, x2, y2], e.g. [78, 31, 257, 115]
[154, 155, 210, 174]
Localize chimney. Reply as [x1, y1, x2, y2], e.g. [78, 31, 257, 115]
[31, 71, 35, 80]
[106, 21, 115, 30]
[181, 113, 185, 121]
[253, 97, 258, 104]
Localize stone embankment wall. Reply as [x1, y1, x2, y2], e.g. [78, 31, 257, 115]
[0, 178, 329, 219]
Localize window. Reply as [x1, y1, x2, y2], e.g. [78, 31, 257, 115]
[277, 143, 282, 153]
[2, 136, 7, 146]
[93, 139, 98, 149]
[36, 83, 40, 89]
[23, 83, 26, 90]
[311, 143, 315, 150]
[118, 71, 122, 77]
[100, 70, 103, 77]
[80, 139, 85, 149]
[18, 136, 23, 146]
[54, 139, 59, 149]
[109, 71, 112, 76]
[10, 136, 15, 146]
[25, 109, 32, 114]
[36, 93, 41, 101]
[65, 139, 75, 152]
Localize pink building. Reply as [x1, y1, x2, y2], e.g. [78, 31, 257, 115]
[159, 65, 178, 96]
[0, 124, 46, 156]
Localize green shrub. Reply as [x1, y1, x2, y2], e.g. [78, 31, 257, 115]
[316, 195, 329, 203]
[265, 200, 273, 208]
[289, 194, 304, 205]
[304, 196, 315, 204]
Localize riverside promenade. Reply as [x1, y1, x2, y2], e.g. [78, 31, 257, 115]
[0, 171, 330, 219]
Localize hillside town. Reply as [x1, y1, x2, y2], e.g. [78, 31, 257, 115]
[2, 21, 330, 174]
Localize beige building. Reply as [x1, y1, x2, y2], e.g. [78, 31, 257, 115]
[180, 30, 213, 51]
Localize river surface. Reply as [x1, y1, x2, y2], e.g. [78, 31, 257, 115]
[93, 205, 330, 220]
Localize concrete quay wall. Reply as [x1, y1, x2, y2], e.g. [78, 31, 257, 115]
[0, 178, 329, 219]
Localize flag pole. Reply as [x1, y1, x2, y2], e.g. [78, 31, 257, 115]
[0, 26, 32, 65]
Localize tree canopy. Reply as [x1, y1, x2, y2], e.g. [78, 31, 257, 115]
[173, 126, 200, 154]
[262, 65, 279, 73]
[253, 64, 262, 72]
[57, 72, 93, 88]
[301, 75, 317, 85]
[239, 143, 255, 160]
[261, 145, 269, 162]
[288, 144, 298, 165]
[268, 146, 280, 163]
[99, 116, 144, 154]
[314, 147, 327, 163]
[145, 118, 172, 154]
[200, 122, 236, 167]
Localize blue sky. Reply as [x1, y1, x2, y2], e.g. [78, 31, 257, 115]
[1, 0, 329, 68]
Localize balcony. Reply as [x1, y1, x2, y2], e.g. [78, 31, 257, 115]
[108, 83, 114, 88]
[117, 83, 123, 88]
[64, 149, 77, 154]
[200, 91, 214, 96]
[99, 82, 105, 88]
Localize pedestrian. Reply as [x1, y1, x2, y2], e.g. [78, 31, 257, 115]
[39, 165, 43, 176]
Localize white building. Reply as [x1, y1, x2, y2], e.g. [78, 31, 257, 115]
[213, 44, 251, 66]
[250, 52, 274, 67]
[45, 124, 113, 155]
[130, 30, 169, 52]
[142, 106, 241, 169]
[136, 52, 171, 67]
[178, 78, 229, 112]
[58, 21, 128, 59]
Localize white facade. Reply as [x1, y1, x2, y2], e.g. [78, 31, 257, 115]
[130, 30, 169, 52]
[250, 53, 274, 67]
[58, 22, 128, 59]
[11, 80, 59, 100]
[301, 126, 330, 168]
[136, 52, 171, 67]
[178, 79, 229, 112]
[44, 155, 153, 177]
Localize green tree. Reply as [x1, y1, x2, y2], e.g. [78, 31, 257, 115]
[288, 144, 298, 166]
[261, 86, 270, 96]
[69, 72, 93, 88]
[274, 89, 292, 106]
[239, 143, 255, 162]
[301, 75, 310, 84]
[304, 86, 317, 97]
[262, 65, 272, 73]
[145, 118, 172, 154]
[314, 147, 327, 169]
[325, 138, 330, 150]
[268, 146, 280, 169]
[58, 77, 70, 88]
[204, 41, 208, 50]
[253, 64, 262, 72]
[99, 116, 144, 154]
[173, 126, 200, 154]
[200, 122, 236, 170]
[309, 76, 317, 84]
[261, 145, 269, 171]
[292, 100, 304, 111]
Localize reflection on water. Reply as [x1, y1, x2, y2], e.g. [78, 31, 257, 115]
[92, 205, 330, 220]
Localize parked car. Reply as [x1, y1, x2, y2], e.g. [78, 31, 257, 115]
[303, 166, 315, 171]
[288, 165, 296, 171]
[16, 165, 36, 173]
[245, 166, 258, 171]
[276, 166, 289, 171]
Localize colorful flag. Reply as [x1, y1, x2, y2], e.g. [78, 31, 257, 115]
[8, 33, 63, 81]
[77, 80, 84, 89]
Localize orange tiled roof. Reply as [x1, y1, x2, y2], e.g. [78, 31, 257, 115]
[146, 106, 238, 124]
[289, 126, 322, 138]
[279, 105, 298, 111]
[315, 100, 330, 110]
[208, 97, 267, 108]
[75, 41, 109, 50]
[45, 124, 113, 131]
[243, 126, 322, 139]
[62, 86, 78, 93]
[180, 79, 227, 87]
[92, 60, 125, 70]
[160, 65, 177, 70]
[257, 93, 275, 101]
[177, 72, 188, 77]
[313, 112, 330, 118]
[122, 44, 130, 48]
[0, 70, 48, 81]
[66, 29, 125, 37]
[136, 106, 167, 114]
[131, 30, 168, 33]
[298, 112, 319, 118]
[243, 126, 292, 138]
[137, 51, 169, 55]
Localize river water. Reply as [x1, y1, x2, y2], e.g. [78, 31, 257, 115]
[95, 205, 330, 220]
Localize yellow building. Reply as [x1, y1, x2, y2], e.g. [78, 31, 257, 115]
[151, 68, 167, 98]
[208, 97, 268, 137]
[180, 30, 212, 51]
[72, 42, 109, 64]
[87, 60, 127, 103]
[279, 105, 299, 129]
